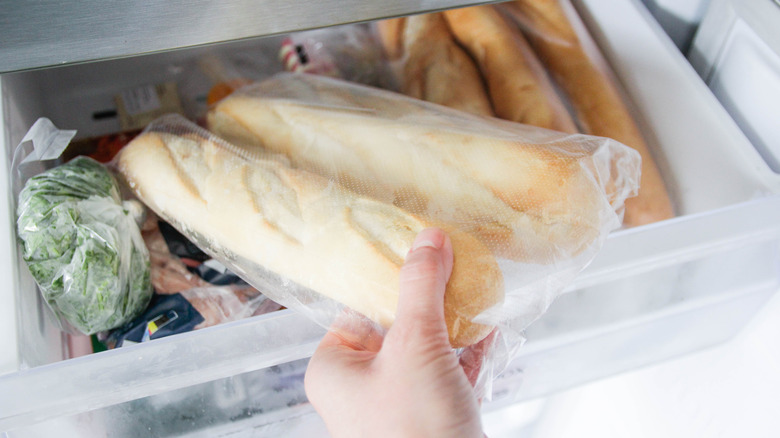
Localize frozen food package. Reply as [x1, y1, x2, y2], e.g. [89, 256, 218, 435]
[208, 73, 639, 263]
[278, 24, 399, 91]
[499, 0, 674, 226]
[104, 287, 279, 349]
[13, 120, 153, 335]
[141, 211, 263, 295]
[13, 118, 279, 341]
[119, 114, 505, 351]
[130, 212, 285, 345]
[122, 71, 639, 395]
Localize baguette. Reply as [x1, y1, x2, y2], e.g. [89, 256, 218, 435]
[401, 13, 494, 117]
[376, 17, 406, 61]
[118, 122, 503, 348]
[443, 5, 577, 132]
[208, 74, 633, 263]
[504, 0, 674, 226]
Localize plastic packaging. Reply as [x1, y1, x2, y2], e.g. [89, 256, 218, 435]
[121, 72, 639, 396]
[15, 134, 152, 335]
[119, 114, 502, 350]
[104, 287, 279, 348]
[116, 212, 284, 347]
[141, 211, 261, 295]
[13, 116, 285, 346]
[209, 74, 639, 262]
[278, 24, 399, 91]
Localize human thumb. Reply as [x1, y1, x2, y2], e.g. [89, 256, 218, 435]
[385, 228, 454, 349]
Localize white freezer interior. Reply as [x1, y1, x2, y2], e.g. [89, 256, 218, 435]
[1, 0, 780, 435]
[689, 0, 780, 173]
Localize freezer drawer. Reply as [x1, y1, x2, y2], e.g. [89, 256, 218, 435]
[688, 0, 780, 172]
[2, 0, 780, 435]
[640, 0, 712, 52]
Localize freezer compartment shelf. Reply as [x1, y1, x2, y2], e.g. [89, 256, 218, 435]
[2, 0, 780, 434]
[0, 0, 495, 74]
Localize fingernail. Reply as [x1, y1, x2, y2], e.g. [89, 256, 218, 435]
[412, 239, 438, 251]
[411, 228, 445, 252]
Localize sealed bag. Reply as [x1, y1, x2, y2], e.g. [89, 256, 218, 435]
[120, 73, 639, 396]
[16, 155, 152, 335]
[279, 23, 399, 91]
[208, 73, 639, 263]
[118, 115, 503, 349]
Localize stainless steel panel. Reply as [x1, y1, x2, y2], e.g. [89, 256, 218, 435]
[0, 0, 493, 73]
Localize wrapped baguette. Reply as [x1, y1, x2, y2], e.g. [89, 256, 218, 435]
[118, 115, 503, 348]
[443, 5, 577, 133]
[503, 0, 674, 226]
[208, 74, 640, 263]
[401, 12, 494, 117]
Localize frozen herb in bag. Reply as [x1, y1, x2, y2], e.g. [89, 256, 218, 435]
[17, 156, 152, 335]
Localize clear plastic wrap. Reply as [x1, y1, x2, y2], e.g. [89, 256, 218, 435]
[14, 120, 153, 335]
[120, 73, 639, 397]
[208, 74, 639, 262]
[279, 24, 399, 91]
[13, 119, 281, 341]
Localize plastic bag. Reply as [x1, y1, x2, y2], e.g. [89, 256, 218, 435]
[279, 24, 399, 91]
[208, 74, 639, 263]
[121, 73, 640, 397]
[119, 114, 502, 350]
[14, 119, 153, 335]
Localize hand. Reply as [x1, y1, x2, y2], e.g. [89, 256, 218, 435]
[304, 228, 484, 438]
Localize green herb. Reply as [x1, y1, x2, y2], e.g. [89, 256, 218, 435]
[17, 156, 152, 335]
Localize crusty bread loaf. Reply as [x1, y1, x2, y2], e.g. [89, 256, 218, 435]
[443, 5, 577, 133]
[376, 17, 406, 60]
[504, 0, 674, 226]
[401, 13, 494, 117]
[118, 125, 503, 348]
[208, 74, 631, 263]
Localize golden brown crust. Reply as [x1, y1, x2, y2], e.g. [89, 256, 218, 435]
[401, 13, 494, 117]
[505, 0, 674, 225]
[120, 131, 503, 348]
[439, 222, 504, 346]
[376, 17, 406, 60]
[443, 5, 577, 133]
[208, 75, 611, 263]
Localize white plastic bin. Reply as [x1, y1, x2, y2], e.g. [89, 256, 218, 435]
[689, 0, 780, 172]
[640, 0, 713, 52]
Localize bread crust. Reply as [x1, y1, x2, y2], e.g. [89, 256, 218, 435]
[119, 129, 503, 347]
[444, 5, 577, 133]
[376, 17, 406, 60]
[208, 74, 619, 263]
[401, 13, 494, 117]
[504, 0, 674, 225]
